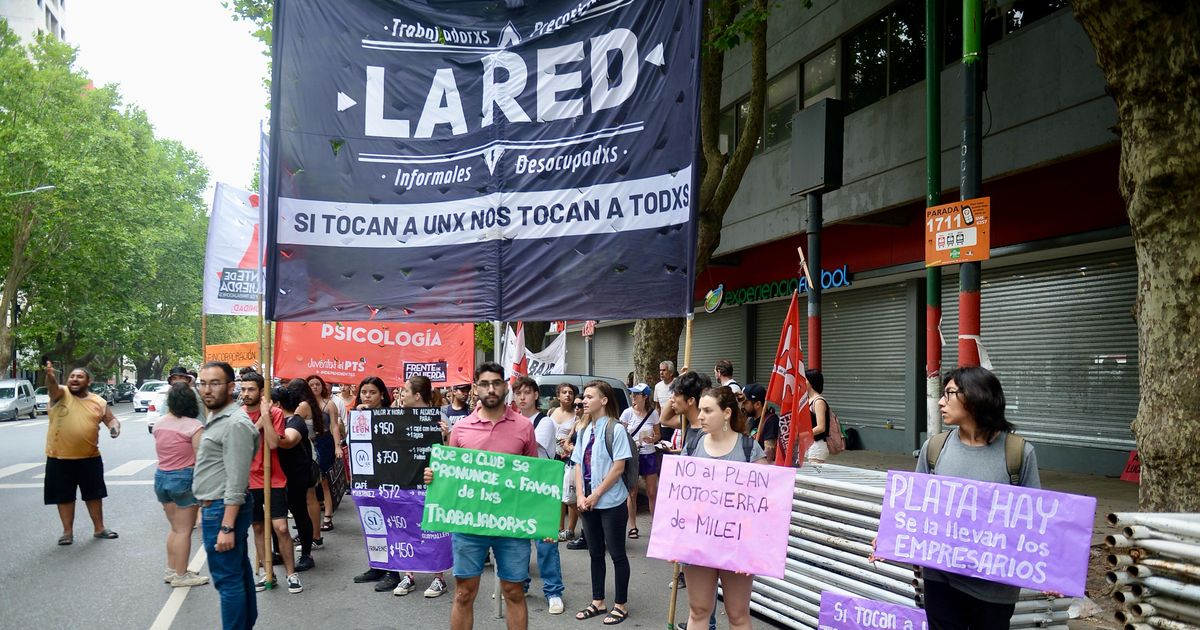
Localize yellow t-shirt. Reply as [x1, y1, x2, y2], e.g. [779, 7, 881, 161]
[45, 391, 107, 459]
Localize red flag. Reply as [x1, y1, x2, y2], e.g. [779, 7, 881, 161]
[765, 292, 812, 466]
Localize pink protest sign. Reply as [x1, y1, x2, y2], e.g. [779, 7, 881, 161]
[876, 470, 1096, 596]
[646, 455, 794, 578]
[818, 592, 927, 630]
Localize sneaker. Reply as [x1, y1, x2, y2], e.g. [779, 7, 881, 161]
[295, 555, 315, 572]
[566, 537, 587, 550]
[163, 568, 177, 584]
[375, 571, 401, 592]
[393, 575, 416, 596]
[424, 577, 447, 598]
[272, 551, 284, 565]
[669, 574, 687, 589]
[548, 596, 564, 614]
[311, 537, 324, 550]
[354, 567, 385, 583]
[558, 529, 573, 542]
[287, 573, 303, 594]
[171, 571, 210, 588]
[255, 572, 277, 592]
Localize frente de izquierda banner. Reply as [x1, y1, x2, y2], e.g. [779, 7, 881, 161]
[266, 0, 702, 322]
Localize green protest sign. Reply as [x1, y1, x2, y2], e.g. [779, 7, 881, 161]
[422, 445, 564, 540]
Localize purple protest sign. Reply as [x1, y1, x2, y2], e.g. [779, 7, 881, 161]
[818, 592, 928, 630]
[876, 470, 1096, 596]
[352, 488, 452, 573]
[646, 455, 793, 578]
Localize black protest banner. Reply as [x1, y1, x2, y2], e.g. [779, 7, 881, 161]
[347, 407, 443, 491]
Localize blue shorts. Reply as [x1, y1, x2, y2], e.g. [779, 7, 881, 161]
[154, 467, 197, 507]
[452, 533, 532, 583]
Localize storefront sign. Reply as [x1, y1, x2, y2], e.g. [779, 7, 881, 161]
[876, 470, 1096, 596]
[925, 197, 991, 267]
[719, 265, 852, 307]
[704, 285, 725, 313]
[1120, 450, 1140, 484]
[818, 592, 928, 630]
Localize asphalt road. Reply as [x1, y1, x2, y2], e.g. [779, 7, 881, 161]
[0, 403, 769, 629]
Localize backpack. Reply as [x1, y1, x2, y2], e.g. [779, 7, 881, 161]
[531, 411, 548, 430]
[683, 426, 755, 462]
[602, 418, 640, 491]
[927, 430, 1026, 485]
[812, 396, 845, 456]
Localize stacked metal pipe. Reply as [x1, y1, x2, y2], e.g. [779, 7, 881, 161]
[1106, 512, 1200, 630]
[738, 463, 1077, 629]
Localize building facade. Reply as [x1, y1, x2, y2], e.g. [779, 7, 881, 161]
[0, 0, 67, 42]
[563, 0, 1136, 475]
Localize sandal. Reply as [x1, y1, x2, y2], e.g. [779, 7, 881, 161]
[57, 534, 73, 546]
[321, 516, 334, 532]
[93, 529, 119, 539]
[627, 528, 639, 539]
[603, 607, 629, 625]
[576, 604, 607, 620]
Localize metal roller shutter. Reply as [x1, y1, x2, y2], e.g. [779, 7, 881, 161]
[566, 331, 587, 374]
[753, 298, 807, 386]
[592, 324, 635, 381]
[822, 283, 909, 430]
[678, 306, 748, 382]
[938, 250, 1138, 450]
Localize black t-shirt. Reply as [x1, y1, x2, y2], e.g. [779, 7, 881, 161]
[278, 414, 312, 477]
[757, 411, 780, 446]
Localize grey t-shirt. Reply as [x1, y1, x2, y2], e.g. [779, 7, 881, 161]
[689, 433, 765, 462]
[915, 429, 1041, 604]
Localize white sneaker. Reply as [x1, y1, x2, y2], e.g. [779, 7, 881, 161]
[287, 573, 303, 594]
[163, 568, 177, 584]
[255, 572, 277, 592]
[424, 577, 447, 598]
[393, 575, 416, 596]
[548, 596, 565, 615]
[171, 571, 210, 587]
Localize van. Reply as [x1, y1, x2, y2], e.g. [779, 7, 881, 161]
[0, 379, 37, 421]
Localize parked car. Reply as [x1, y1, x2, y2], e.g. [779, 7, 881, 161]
[133, 380, 167, 412]
[115, 383, 136, 403]
[0, 379, 37, 421]
[146, 383, 171, 434]
[34, 386, 49, 415]
[532, 374, 631, 414]
[89, 383, 116, 405]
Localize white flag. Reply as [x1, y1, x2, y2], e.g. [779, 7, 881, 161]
[203, 183, 261, 316]
[526, 333, 567, 376]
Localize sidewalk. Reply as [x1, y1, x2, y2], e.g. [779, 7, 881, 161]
[830, 449, 1139, 629]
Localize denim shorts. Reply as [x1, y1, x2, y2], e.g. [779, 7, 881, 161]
[154, 467, 197, 507]
[452, 533, 532, 583]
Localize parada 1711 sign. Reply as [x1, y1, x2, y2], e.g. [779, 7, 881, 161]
[925, 197, 990, 267]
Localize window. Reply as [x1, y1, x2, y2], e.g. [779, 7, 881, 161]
[843, 0, 926, 112]
[735, 98, 761, 154]
[718, 106, 736, 155]
[803, 45, 838, 107]
[764, 66, 798, 149]
[1005, 0, 1068, 33]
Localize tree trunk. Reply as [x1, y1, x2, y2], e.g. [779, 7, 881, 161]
[0, 200, 36, 373]
[633, 318, 686, 387]
[1069, 1, 1200, 511]
[522, 321, 551, 353]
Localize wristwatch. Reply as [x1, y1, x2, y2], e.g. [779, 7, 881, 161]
[219, 525, 234, 534]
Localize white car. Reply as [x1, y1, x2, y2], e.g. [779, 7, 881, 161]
[133, 380, 167, 412]
[146, 384, 171, 434]
[34, 387, 49, 415]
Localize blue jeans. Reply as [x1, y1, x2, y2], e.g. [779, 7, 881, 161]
[523, 539, 564, 598]
[202, 495, 257, 630]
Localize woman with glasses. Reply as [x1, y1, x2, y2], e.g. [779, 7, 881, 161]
[350, 377, 401, 592]
[913, 366, 1041, 629]
[572, 380, 633, 625]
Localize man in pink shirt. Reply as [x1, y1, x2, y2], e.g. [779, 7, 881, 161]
[425, 362, 536, 630]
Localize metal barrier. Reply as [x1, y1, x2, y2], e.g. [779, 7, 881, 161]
[735, 463, 1077, 629]
[1106, 512, 1200, 630]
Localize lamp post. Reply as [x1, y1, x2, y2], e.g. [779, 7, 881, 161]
[4, 185, 54, 376]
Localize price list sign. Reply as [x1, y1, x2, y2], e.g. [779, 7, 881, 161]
[347, 408, 452, 573]
[925, 197, 991, 267]
[348, 407, 443, 490]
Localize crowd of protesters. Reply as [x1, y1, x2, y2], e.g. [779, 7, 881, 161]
[43, 350, 1034, 630]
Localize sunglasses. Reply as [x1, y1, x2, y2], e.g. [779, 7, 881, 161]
[573, 403, 584, 410]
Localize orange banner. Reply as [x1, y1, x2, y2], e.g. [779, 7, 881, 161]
[204, 342, 260, 368]
[924, 197, 991, 267]
[273, 321, 475, 387]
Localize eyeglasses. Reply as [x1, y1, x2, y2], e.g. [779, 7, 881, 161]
[573, 403, 584, 410]
[940, 388, 963, 400]
[476, 379, 506, 389]
[197, 380, 229, 389]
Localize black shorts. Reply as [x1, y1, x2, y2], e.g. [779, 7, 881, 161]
[44, 456, 107, 505]
[249, 488, 288, 522]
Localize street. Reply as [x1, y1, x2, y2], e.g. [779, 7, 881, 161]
[0, 403, 748, 629]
